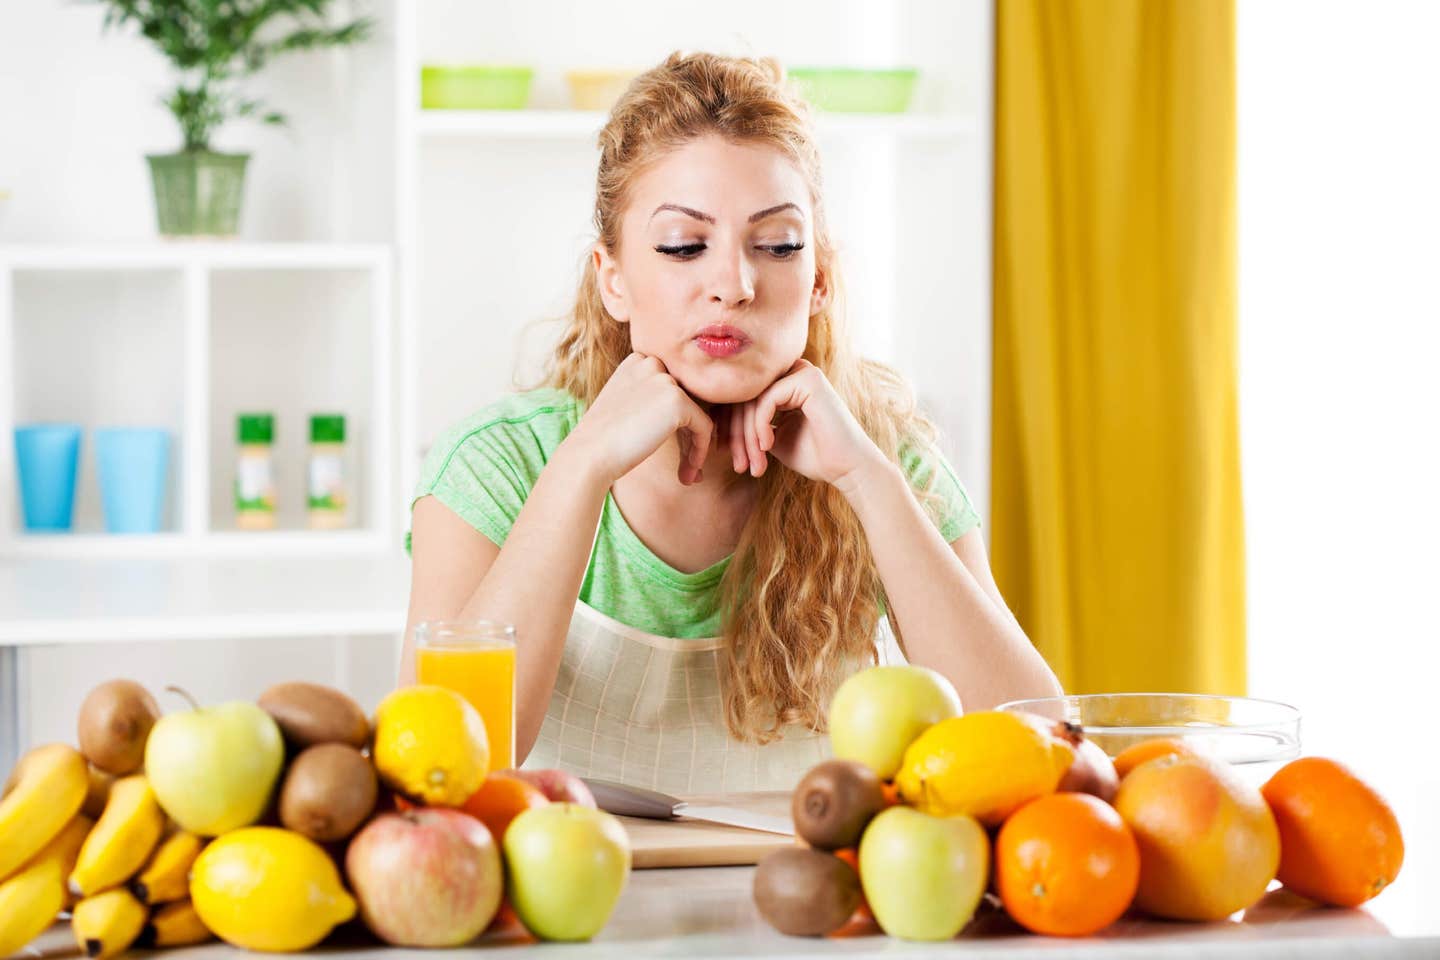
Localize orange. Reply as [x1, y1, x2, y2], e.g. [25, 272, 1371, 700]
[1261, 757, 1404, 907]
[996, 792, 1139, 937]
[461, 772, 549, 843]
[1115, 753, 1279, 921]
[1113, 738, 1196, 779]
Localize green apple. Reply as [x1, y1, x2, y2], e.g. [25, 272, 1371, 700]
[828, 665, 961, 779]
[858, 805, 988, 941]
[503, 803, 630, 941]
[144, 691, 284, 836]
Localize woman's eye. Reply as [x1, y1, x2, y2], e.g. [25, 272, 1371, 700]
[654, 243, 706, 259]
[760, 242, 805, 260]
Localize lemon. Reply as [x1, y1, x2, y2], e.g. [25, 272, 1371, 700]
[372, 685, 489, 806]
[190, 827, 355, 951]
[896, 711, 1075, 825]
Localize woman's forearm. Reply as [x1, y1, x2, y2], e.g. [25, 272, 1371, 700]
[455, 437, 611, 763]
[837, 459, 1063, 710]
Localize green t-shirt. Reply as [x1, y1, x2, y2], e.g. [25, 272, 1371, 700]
[409, 387, 981, 639]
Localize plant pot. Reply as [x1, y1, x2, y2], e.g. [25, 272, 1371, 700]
[146, 150, 249, 237]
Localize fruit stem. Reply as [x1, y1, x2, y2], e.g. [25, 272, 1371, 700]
[165, 685, 202, 712]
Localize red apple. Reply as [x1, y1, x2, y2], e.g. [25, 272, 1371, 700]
[345, 809, 502, 946]
[1057, 732, 1120, 804]
[507, 768, 596, 808]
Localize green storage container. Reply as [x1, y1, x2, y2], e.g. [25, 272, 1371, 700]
[788, 67, 919, 114]
[421, 65, 534, 110]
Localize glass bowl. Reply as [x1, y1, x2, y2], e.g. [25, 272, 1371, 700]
[998, 693, 1301, 780]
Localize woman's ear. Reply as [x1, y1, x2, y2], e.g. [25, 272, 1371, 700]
[810, 265, 832, 316]
[593, 243, 630, 323]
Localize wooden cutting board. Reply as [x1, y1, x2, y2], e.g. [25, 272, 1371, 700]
[618, 791, 796, 869]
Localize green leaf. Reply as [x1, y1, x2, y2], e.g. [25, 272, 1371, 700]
[85, 0, 372, 149]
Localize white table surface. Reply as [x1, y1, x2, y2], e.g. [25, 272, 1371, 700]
[22, 774, 1438, 959]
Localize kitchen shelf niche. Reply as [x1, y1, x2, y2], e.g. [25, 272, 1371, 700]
[0, 245, 394, 558]
[5, 267, 187, 539]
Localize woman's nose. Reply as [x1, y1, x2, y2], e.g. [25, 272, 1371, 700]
[708, 245, 755, 308]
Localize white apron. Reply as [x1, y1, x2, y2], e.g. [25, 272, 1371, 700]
[524, 598, 909, 794]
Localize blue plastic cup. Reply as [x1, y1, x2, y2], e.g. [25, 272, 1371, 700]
[14, 424, 83, 531]
[95, 428, 171, 534]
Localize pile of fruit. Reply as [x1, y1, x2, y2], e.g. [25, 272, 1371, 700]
[754, 665, 1407, 941]
[0, 678, 632, 956]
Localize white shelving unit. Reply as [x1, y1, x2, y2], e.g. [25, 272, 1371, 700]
[0, 554, 409, 645]
[0, 243, 394, 559]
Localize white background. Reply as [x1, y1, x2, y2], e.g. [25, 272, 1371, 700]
[1239, 0, 1440, 771]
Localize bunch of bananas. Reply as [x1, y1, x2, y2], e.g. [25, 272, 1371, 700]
[0, 743, 214, 957]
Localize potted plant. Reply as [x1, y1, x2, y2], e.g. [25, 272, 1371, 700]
[94, 1, 373, 237]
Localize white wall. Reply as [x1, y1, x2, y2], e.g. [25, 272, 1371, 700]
[1239, 1, 1440, 774]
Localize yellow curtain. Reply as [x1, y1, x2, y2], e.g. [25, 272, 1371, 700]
[991, 0, 1244, 695]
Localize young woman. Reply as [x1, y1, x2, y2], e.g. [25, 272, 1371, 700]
[402, 52, 1061, 793]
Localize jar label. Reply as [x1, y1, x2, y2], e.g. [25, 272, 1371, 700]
[308, 454, 345, 510]
[236, 457, 275, 513]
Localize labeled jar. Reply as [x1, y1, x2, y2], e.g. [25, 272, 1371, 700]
[235, 413, 276, 530]
[308, 414, 347, 529]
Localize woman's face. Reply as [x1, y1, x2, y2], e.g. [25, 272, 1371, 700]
[594, 135, 826, 405]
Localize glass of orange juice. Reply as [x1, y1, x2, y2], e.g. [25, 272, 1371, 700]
[414, 620, 516, 773]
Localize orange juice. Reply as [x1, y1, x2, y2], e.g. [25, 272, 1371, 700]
[416, 638, 516, 773]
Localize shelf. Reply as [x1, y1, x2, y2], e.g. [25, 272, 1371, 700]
[0, 553, 411, 644]
[415, 109, 976, 141]
[0, 243, 391, 272]
[0, 530, 391, 559]
[0, 245, 396, 554]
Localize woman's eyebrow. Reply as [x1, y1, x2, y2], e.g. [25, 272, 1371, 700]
[748, 202, 803, 223]
[651, 203, 715, 224]
[648, 202, 805, 224]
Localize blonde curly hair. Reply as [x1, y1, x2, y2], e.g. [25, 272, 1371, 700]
[547, 51, 945, 743]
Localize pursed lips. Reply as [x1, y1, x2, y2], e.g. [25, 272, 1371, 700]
[693, 324, 751, 358]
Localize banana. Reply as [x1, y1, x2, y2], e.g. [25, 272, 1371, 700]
[71, 888, 147, 959]
[69, 775, 165, 897]
[0, 814, 93, 955]
[0, 743, 89, 881]
[132, 830, 204, 905]
[137, 899, 213, 948]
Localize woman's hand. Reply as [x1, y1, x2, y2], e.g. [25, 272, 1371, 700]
[726, 359, 887, 489]
[566, 352, 716, 486]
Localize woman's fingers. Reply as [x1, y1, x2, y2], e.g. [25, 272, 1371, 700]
[754, 376, 809, 453]
[743, 402, 766, 477]
[729, 405, 746, 474]
[674, 393, 714, 485]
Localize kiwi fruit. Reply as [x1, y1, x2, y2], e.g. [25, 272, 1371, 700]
[77, 679, 161, 775]
[82, 765, 116, 819]
[258, 681, 370, 750]
[753, 848, 862, 937]
[791, 759, 886, 851]
[279, 742, 377, 842]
